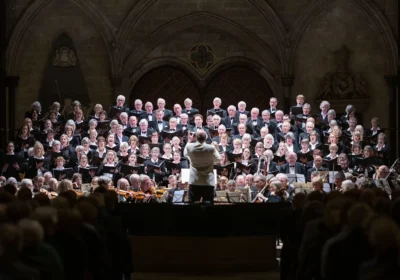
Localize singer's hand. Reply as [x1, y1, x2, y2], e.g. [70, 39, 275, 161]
[13, 163, 20, 171]
[2, 164, 9, 172]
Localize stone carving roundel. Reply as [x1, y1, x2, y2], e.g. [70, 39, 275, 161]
[188, 44, 215, 70]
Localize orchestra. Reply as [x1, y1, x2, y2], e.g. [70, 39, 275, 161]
[0, 94, 398, 203]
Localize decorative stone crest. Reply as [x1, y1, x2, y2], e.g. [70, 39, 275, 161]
[53, 46, 77, 67]
[188, 44, 215, 70]
[317, 45, 368, 100]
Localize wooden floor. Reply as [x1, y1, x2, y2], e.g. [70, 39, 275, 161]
[132, 272, 280, 280]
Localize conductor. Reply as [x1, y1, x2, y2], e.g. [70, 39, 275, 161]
[184, 130, 221, 203]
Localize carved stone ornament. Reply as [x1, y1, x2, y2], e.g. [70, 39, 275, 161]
[317, 45, 368, 100]
[53, 46, 77, 67]
[188, 44, 215, 70]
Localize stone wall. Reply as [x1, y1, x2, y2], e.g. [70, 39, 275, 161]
[6, 0, 398, 129]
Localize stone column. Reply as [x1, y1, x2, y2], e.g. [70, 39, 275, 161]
[281, 76, 295, 112]
[6, 76, 19, 141]
[385, 74, 399, 160]
[110, 76, 122, 102]
[0, 0, 6, 148]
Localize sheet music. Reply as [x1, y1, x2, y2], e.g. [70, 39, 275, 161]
[214, 169, 217, 186]
[328, 171, 338, 184]
[181, 168, 190, 183]
[173, 190, 185, 203]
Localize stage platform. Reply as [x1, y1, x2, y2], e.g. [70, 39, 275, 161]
[119, 203, 292, 273]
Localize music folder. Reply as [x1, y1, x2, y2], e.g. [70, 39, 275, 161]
[91, 156, 104, 167]
[323, 158, 341, 171]
[109, 106, 124, 119]
[120, 164, 143, 175]
[226, 152, 242, 162]
[160, 130, 183, 139]
[53, 168, 74, 180]
[138, 136, 150, 145]
[4, 154, 20, 165]
[291, 106, 303, 116]
[78, 166, 99, 177]
[97, 120, 110, 130]
[273, 155, 286, 166]
[297, 151, 313, 164]
[146, 161, 164, 173]
[235, 161, 252, 173]
[207, 110, 224, 118]
[129, 110, 144, 119]
[250, 137, 263, 147]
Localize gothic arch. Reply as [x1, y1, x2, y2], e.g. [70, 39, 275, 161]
[288, 0, 398, 75]
[130, 66, 201, 109]
[117, 0, 288, 72]
[203, 66, 273, 114]
[6, 0, 116, 76]
[128, 58, 202, 94]
[203, 57, 277, 95]
[121, 12, 281, 80]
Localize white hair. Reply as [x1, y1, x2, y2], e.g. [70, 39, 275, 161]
[21, 179, 33, 188]
[342, 180, 356, 192]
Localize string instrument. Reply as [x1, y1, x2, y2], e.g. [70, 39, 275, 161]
[252, 184, 268, 203]
[40, 188, 58, 198]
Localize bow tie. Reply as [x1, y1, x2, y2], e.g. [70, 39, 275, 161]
[141, 131, 147, 134]
[264, 122, 269, 125]
[290, 165, 295, 168]
[170, 129, 175, 131]
[157, 121, 162, 124]
[148, 114, 152, 116]
[230, 118, 234, 120]
[215, 109, 220, 112]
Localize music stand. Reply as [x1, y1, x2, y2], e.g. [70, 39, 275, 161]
[172, 190, 186, 204]
[239, 188, 251, 203]
[227, 192, 241, 203]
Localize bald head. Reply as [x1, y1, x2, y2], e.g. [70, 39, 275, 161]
[196, 130, 207, 143]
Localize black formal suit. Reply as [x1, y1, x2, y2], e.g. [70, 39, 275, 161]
[306, 166, 329, 182]
[279, 162, 306, 177]
[261, 120, 277, 135]
[218, 144, 233, 153]
[150, 120, 169, 133]
[267, 108, 279, 115]
[140, 111, 156, 121]
[179, 123, 193, 134]
[109, 105, 129, 118]
[208, 108, 227, 118]
[129, 109, 144, 119]
[236, 110, 249, 117]
[258, 160, 279, 175]
[222, 115, 239, 128]
[246, 117, 264, 136]
[135, 128, 154, 137]
[158, 109, 173, 120]
[123, 126, 139, 136]
[182, 108, 199, 116]
[232, 122, 254, 135]
[114, 134, 129, 145]
[316, 113, 329, 125]
[272, 120, 283, 134]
